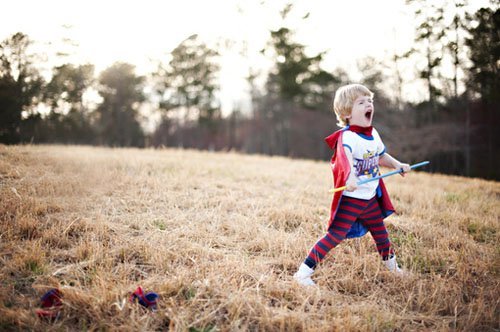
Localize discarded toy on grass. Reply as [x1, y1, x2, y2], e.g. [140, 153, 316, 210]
[130, 286, 159, 311]
[35, 288, 63, 320]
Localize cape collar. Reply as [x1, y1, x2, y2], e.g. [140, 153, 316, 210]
[324, 125, 374, 150]
[348, 125, 373, 137]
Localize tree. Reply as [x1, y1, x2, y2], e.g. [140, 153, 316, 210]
[0, 32, 43, 143]
[258, 4, 340, 156]
[266, 26, 338, 110]
[465, 7, 499, 104]
[406, 0, 447, 109]
[43, 63, 96, 143]
[45, 63, 95, 111]
[464, 6, 500, 179]
[155, 34, 220, 148]
[96, 62, 145, 147]
[447, 1, 470, 99]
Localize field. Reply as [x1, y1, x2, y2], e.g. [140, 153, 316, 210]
[0, 144, 498, 331]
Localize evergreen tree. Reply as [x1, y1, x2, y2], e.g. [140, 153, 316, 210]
[406, 0, 446, 109]
[447, 1, 470, 99]
[44, 63, 95, 143]
[258, 4, 340, 155]
[465, 7, 499, 104]
[266, 26, 337, 110]
[465, 6, 499, 179]
[155, 34, 220, 147]
[0, 32, 43, 143]
[96, 62, 145, 147]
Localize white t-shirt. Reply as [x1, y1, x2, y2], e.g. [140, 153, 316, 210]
[342, 128, 386, 200]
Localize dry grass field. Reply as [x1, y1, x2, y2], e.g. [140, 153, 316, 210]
[0, 144, 498, 331]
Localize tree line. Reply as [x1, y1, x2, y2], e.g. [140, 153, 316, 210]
[0, 3, 498, 180]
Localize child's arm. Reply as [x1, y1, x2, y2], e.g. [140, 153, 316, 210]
[344, 147, 358, 191]
[379, 153, 411, 176]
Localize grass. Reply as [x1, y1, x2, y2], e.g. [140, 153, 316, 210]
[0, 144, 498, 331]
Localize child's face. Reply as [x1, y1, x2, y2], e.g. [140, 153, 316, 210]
[346, 95, 374, 127]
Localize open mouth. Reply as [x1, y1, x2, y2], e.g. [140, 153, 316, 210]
[365, 110, 372, 120]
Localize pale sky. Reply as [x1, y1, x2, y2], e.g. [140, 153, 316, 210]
[0, 0, 492, 115]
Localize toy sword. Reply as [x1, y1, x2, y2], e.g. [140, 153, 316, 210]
[329, 161, 430, 193]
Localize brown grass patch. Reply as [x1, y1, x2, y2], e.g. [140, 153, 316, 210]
[0, 144, 498, 331]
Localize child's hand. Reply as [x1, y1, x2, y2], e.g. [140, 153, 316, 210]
[345, 179, 357, 191]
[398, 163, 411, 177]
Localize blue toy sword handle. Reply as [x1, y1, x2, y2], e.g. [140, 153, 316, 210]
[357, 161, 430, 185]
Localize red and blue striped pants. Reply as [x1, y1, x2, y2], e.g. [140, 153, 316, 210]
[304, 195, 394, 269]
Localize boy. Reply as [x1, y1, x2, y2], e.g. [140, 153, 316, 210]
[294, 83, 411, 286]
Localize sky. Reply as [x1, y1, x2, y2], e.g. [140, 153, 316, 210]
[0, 0, 492, 116]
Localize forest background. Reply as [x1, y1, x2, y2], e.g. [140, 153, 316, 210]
[0, 0, 498, 180]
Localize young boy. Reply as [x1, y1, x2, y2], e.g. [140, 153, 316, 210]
[294, 83, 411, 286]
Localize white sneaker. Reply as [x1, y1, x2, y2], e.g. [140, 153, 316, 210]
[384, 256, 405, 275]
[293, 263, 316, 286]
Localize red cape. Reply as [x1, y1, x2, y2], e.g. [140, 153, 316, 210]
[325, 128, 395, 238]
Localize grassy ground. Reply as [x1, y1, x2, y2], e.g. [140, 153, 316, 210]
[0, 144, 498, 331]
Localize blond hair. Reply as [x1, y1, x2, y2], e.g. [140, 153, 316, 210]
[333, 84, 374, 127]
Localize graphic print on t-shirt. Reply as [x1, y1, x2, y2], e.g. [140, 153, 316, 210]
[354, 150, 380, 179]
